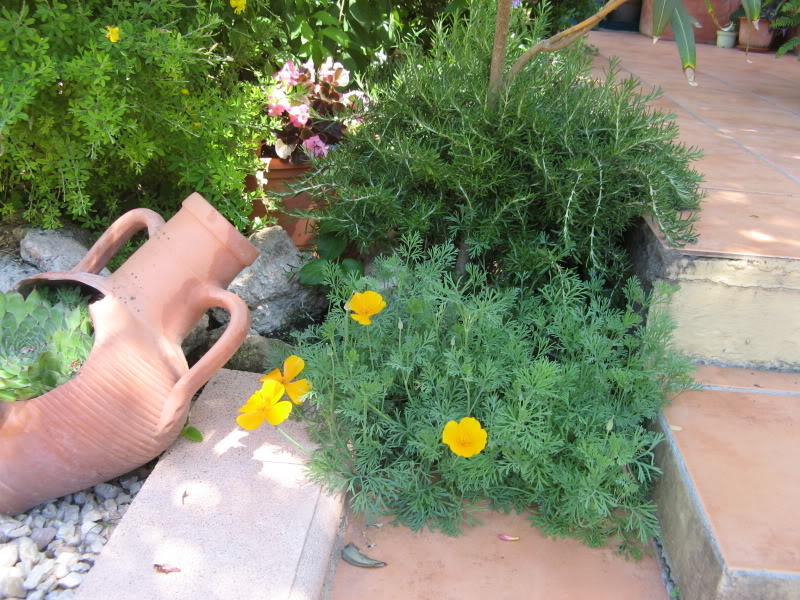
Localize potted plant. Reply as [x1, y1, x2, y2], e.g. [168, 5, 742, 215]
[735, 0, 786, 50]
[246, 58, 368, 247]
[716, 21, 739, 47]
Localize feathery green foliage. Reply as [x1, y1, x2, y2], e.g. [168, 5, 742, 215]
[301, 3, 703, 285]
[773, 0, 800, 58]
[0, 287, 93, 402]
[294, 235, 696, 554]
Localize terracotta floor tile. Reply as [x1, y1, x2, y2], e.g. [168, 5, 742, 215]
[693, 365, 800, 394]
[682, 188, 800, 259]
[330, 511, 668, 600]
[664, 389, 800, 573]
[694, 152, 797, 197]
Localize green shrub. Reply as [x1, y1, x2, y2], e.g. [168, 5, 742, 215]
[300, 3, 703, 285]
[294, 236, 695, 553]
[0, 287, 93, 402]
[0, 0, 273, 230]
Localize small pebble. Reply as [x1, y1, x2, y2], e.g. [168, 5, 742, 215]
[17, 536, 40, 564]
[0, 543, 19, 568]
[58, 572, 83, 589]
[30, 527, 58, 551]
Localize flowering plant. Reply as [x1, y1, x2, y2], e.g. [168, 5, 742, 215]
[261, 58, 369, 163]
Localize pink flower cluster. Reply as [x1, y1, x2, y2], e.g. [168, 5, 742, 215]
[263, 57, 368, 163]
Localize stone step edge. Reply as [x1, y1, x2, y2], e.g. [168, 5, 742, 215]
[653, 390, 800, 600]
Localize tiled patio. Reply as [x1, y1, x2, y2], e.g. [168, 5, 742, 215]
[590, 30, 800, 260]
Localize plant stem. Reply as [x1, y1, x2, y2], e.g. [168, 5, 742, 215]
[487, 0, 512, 110]
[277, 427, 313, 455]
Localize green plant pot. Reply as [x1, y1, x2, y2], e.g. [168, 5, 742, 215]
[716, 29, 738, 48]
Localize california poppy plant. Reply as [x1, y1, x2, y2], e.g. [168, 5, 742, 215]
[347, 291, 387, 326]
[259, 355, 311, 405]
[236, 380, 292, 430]
[442, 417, 487, 458]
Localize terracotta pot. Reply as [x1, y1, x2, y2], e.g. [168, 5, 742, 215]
[640, 0, 741, 44]
[245, 157, 317, 248]
[0, 193, 258, 515]
[738, 17, 775, 50]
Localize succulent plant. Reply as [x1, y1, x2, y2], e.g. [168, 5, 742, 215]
[0, 287, 94, 402]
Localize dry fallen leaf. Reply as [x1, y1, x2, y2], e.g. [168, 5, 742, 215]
[669, 424, 683, 431]
[154, 564, 181, 574]
[498, 534, 520, 541]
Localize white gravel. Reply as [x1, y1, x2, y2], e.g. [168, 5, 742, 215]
[0, 469, 150, 599]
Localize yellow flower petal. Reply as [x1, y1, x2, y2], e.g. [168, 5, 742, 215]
[265, 400, 292, 425]
[260, 379, 286, 405]
[105, 26, 120, 43]
[285, 378, 311, 404]
[237, 411, 266, 430]
[259, 368, 283, 384]
[442, 417, 487, 458]
[442, 421, 460, 446]
[350, 313, 372, 325]
[283, 355, 305, 381]
[181, 89, 189, 95]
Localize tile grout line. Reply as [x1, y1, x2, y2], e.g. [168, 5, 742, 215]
[598, 55, 800, 186]
[700, 384, 800, 397]
[702, 186, 800, 198]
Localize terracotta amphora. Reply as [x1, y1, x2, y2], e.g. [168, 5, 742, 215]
[0, 193, 258, 515]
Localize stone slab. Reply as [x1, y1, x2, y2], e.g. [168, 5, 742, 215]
[654, 383, 800, 599]
[76, 369, 344, 600]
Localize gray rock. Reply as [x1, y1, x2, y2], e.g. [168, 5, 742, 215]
[70, 562, 90, 574]
[28, 590, 46, 600]
[7, 525, 30, 540]
[0, 254, 40, 293]
[114, 493, 131, 506]
[0, 566, 25, 599]
[20, 229, 110, 276]
[52, 562, 70, 580]
[92, 484, 118, 501]
[62, 506, 79, 526]
[70, 493, 87, 507]
[0, 543, 18, 569]
[212, 226, 324, 335]
[205, 329, 291, 373]
[181, 313, 210, 356]
[17, 536, 40, 564]
[57, 572, 82, 589]
[23, 559, 54, 590]
[80, 509, 102, 524]
[30, 528, 57, 551]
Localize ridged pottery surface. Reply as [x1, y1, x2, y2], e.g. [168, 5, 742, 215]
[0, 194, 258, 515]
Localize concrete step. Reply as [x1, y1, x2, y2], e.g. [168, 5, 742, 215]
[75, 369, 345, 600]
[653, 365, 800, 599]
[629, 218, 800, 370]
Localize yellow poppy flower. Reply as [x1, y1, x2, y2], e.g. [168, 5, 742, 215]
[442, 417, 488, 458]
[259, 355, 311, 405]
[181, 89, 189, 95]
[230, 0, 246, 14]
[236, 380, 292, 429]
[347, 290, 387, 325]
[105, 26, 120, 43]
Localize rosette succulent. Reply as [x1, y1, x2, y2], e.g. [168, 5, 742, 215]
[0, 287, 94, 402]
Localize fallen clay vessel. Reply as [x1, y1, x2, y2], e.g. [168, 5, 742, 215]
[0, 193, 258, 515]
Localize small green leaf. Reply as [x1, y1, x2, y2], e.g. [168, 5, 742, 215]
[180, 426, 203, 442]
[321, 27, 350, 47]
[317, 232, 347, 260]
[312, 10, 340, 27]
[298, 259, 330, 286]
[340, 258, 364, 277]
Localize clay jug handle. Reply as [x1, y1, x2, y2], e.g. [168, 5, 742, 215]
[155, 284, 251, 437]
[71, 208, 165, 275]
